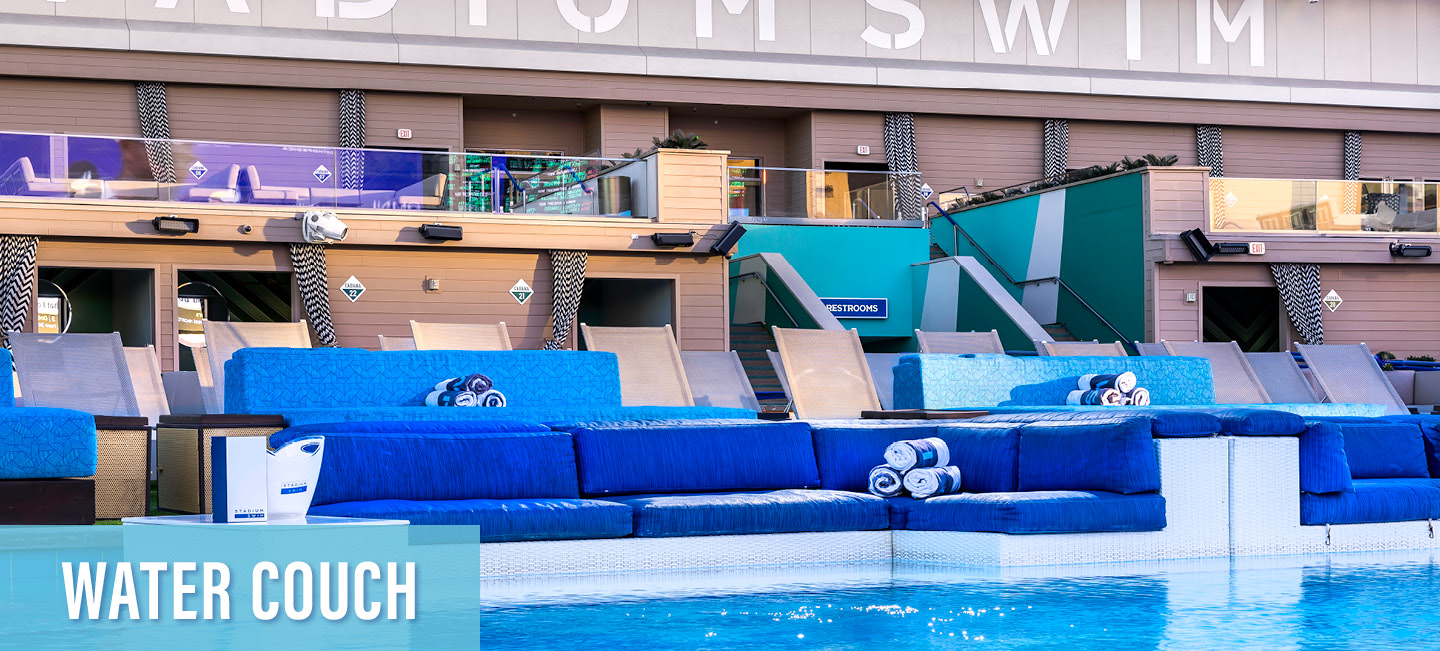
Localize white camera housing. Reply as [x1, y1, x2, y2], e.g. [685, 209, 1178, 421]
[299, 210, 349, 244]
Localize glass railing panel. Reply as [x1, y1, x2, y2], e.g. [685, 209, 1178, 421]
[456, 153, 644, 217]
[727, 167, 919, 220]
[1209, 178, 1438, 234]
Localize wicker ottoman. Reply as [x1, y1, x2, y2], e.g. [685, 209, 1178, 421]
[91, 416, 151, 519]
[156, 415, 286, 514]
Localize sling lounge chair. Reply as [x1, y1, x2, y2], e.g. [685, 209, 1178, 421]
[1296, 343, 1409, 416]
[580, 324, 693, 407]
[1133, 342, 1169, 356]
[1163, 341, 1272, 404]
[410, 321, 513, 351]
[680, 351, 760, 411]
[915, 330, 1004, 354]
[1037, 341, 1129, 357]
[377, 335, 416, 351]
[200, 320, 313, 414]
[1245, 352, 1321, 404]
[771, 327, 881, 420]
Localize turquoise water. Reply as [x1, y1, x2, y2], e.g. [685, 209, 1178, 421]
[479, 554, 1440, 650]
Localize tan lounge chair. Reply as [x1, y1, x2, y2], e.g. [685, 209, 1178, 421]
[680, 351, 760, 411]
[1037, 340, 1130, 357]
[199, 320, 313, 414]
[1296, 343, 1409, 416]
[410, 321, 513, 351]
[1163, 341, 1271, 405]
[915, 330, 1004, 354]
[771, 327, 881, 420]
[581, 324, 694, 407]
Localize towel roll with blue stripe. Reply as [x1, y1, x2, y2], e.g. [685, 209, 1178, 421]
[426, 390, 479, 407]
[903, 466, 963, 499]
[1067, 388, 1125, 406]
[1079, 372, 1137, 394]
[477, 389, 507, 408]
[1128, 387, 1151, 406]
[868, 466, 904, 498]
[884, 437, 950, 472]
[435, 374, 494, 394]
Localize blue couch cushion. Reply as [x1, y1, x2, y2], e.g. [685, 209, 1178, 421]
[268, 422, 581, 505]
[809, 423, 1021, 493]
[1206, 408, 1305, 436]
[573, 422, 820, 496]
[893, 354, 1216, 409]
[0, 408, 96, 479]
[226, 348, 624, 413]
[279, 406, 756, 428]
[605, 489, 888, 537]
[967, 410, 1221, 438]
[0, 350, 13, 408]
[888, 491, 1167, 534]
[1016, 420, 1161, 494]
[1300, 478, 1440, 525]
[308, 498, 632, 541]
[1334, 421, 1429, 479]
[1298, 422, 1354, 494]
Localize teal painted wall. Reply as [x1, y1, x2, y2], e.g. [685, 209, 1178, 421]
[930, 194, 1042, 302]
[734, 224, 929, 338]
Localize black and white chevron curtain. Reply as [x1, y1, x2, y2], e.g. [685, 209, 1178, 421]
[1342, 131, 1363, 213]
[1196, 126, 1224, 177]
[1042, 119, 1069, 178]
[136, 82, 178, 184]
[0, 236, 38, 348]
[289, 243, 337, 347]
[338, 90, 366, 191]
[881, 113, 923, 221]
[1271, 263, 1324, 346]
[545, 250, 587, 350]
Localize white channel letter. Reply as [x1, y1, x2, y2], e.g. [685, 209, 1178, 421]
[1197, 0, 1264, 67]
[861, 0, 925, 50]
[557, 0, 630, 34]
[979, 0, 1071, 57]
[470, 0, 486, 26]
[696, 0, 776, 42]
[1126, 0, 1140, 61]
[316, 0, 399, 20]
[153, 0, 251, 11]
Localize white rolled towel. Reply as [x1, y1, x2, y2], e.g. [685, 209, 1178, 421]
[884, 437, 950, 472]
[1078, 372, 1137, 394]
[868, 466, 905, 498]
[1067, 388, 1124, 406]
[1129, 387, 1151, 406]
[903, 466, 963, 499]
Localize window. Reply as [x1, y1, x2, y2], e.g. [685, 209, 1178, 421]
[728, 158, 762, 218]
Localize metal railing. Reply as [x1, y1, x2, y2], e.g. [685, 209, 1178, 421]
[0, 130, 647, 217]
[726, 166, 922, 220]
[729, 272, 800, 329]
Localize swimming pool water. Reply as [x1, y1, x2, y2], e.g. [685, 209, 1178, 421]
[479, 553, 1440, 650]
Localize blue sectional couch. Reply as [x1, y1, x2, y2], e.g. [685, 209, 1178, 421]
[224, 348, 755, 425]
[0, 349, 97, 480]
[892, 353, 1383, 417]
[1299, 419, 1440, 525]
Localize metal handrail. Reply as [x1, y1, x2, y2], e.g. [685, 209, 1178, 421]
[728, 272, 800, 328]
[929, 200, 1138, 354]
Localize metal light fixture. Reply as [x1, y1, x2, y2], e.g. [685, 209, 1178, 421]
[1180, 228, 1247, 262]
[651, 232, 695, 248]
[419, 223, 464, 241]
[152, 215, 199, 234]
[710, 222, 746, 255]
[1390, 243, 1432, 258]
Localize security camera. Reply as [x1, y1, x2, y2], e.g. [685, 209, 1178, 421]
[298, 210, 349, 244]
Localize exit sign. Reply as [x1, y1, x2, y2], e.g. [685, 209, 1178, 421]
[1249, 242, 1266, 255]
[396, 128, 413, 139]
[856, 145, 870, 156]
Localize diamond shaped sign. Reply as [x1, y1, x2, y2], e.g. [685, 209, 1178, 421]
[313, 165, 333, 184]
[920, 183, 934, 200]
[1224, 192, 1238, 207]
[189, 161, 207, 179]
[1323, 289, 1343, 312]
[340, 276, 365, 303]
[510, 279, 533, 305]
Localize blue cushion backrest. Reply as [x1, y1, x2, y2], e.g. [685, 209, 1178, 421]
[0, 407, 95, 478]
[1334, 421, 1429, 479]
[267, 422, 579, 505]
[1206, 408, 1305, 436]
[967, 410, 1221, 438]
[892, 354, 1216, 409]
[0, 349, 12, 408]
[572, 422, 821, 495]
[1298, 422, 1354, 494]
[225, 348, 622, 413]
[936, 425, 1023, 493]
[279, 406, 756, 428]
[810, 423, 1022, 493]
[1016, 419, 1161, 494]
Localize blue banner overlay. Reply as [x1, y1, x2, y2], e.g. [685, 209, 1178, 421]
[0, 525, 483, 650]
[820, 298, 888, 319]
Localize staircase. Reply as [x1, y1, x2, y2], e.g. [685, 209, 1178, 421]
[730, 323, 785, 402]
[1043, 323, 1079, 342]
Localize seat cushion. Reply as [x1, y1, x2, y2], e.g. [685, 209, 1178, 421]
[809, 423, 1020, 493]
[1298, 422, 1354, 494]
[606, 489, 889, 537]
[968, 410, 1221, 438]
[573, 422, 820, 496]
[888, 490, 1167, 534]
[1300, 478, 1440, 526]
[1337, 421, 1429, 479]
[269, 423, 580, 505]
[1016, 419, 1161, 494]
[307, 498, 633, 542]
[0, 408, 97, 479]
[1206, 408, 1305, 436]
[279, 406, 756, 428]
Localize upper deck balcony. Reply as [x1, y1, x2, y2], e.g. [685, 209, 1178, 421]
[725, 164, 922, 224]
[1205, 177, 1436, 236]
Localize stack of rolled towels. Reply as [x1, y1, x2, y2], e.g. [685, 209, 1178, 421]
[1067, 372, 1150, 407]
[867, 437, 963, 500]
[426, 374, 507, 408]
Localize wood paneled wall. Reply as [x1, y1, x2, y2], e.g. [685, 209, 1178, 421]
[808, 111, 885, 168]
[0, 77, 139, 136]
[668, 114, 783, 166]
[366, 92, 462, 151]
[585, 105, 668, 158]
[1222, 127, 1344, 180]
[1360, 132, 1440, 180]
[464, 107, 585, 155]
[166, 85, 338, 146]
[915, 115, 1043, 192]
[1068, 121, 1199, 169]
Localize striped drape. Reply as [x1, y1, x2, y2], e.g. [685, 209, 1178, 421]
[136, 82, 177, 184]
[338, 89, 366, 191]
[289, 243, 337, 347]
[1042, 119, 1069, 178]
[881, 113, 923, 220]
[1271, 263, 1323, 346]
[1198, 125, 1227, 229]
[0, 236, 39, 347]
[1342, 131, 1363, 214]
[545, 250, 588, 350]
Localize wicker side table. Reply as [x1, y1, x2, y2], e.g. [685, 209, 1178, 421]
[92, 416, 151, 519]
[156, 415, 286, 514]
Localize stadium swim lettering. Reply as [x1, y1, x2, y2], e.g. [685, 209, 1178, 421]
[45, 0, 1269, 64]
[62, 562, 416, 621]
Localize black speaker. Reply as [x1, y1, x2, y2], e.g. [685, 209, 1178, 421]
[651, 232, 695, 247]
[1179, 228, 1214, 262]
[710, 222, 747, 255]
[419, 223, 464, 241]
